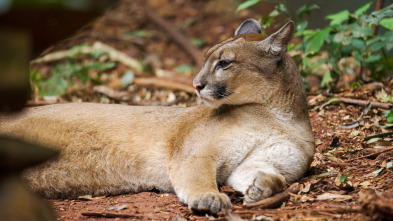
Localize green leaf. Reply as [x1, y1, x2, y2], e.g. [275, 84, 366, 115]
[326, 10, 350, 26]
[380, 17, 393, 30]
[73, 67, 90, 84]
[190, 38, 205, 48]
[121, 70, 134, 87]
[305, 28, 330, 54]
[296, 4, 319, 19]
[364, 3, 393, 24]
[372, 168, 384, 177]
[366, 137, 381, 144]
[382, 109, 391, 117]
[339, 174, 347, 183]
[296, 21, 308, 33]
[385, 110, 393, 123]
[364, 131, 393, 141]
[364, 54, 381, 63]
[175, 64, 195, 75]
[351, 38, 366, 50]
[370, 42, 386, 51]
[269, 9, 280, 18]
[236, 0, 260, 13]
[90, 50, 103, 59]
[127, 30, 155, 38]
[352, 26, 374, 38]
[320, 71, 332, 87]
[355, 2, 372, 16]
[278, 3, 287, 12]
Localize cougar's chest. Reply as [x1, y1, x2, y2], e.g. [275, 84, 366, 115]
[214, 127, 270, 182]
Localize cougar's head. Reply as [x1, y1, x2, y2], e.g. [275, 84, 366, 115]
[193, 19, 296, 108]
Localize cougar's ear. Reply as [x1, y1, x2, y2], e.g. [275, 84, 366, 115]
[235, 19, 261, 35]
[259, 21, 294, 56]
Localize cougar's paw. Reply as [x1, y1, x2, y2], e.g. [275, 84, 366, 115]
[188, 192, 231, 214]
[244, 172, 286, 204]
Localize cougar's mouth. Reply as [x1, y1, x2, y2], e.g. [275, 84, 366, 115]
[212, 85, 231, 100]
[197, 84, 234, 107]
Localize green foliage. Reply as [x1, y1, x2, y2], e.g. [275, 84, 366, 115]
[31, 44, 116, 97]
[236, 0, 290, 32]
[297, 2, 393, 88]
[364, 3, 393, 24]
[236, 0, 260, 13]
[175, 64, 195, 75]
[237, 1, 393, 90]
[325, 10, 350, 26]
[382, 110, 393, 123]
[296, 4, 319, 20]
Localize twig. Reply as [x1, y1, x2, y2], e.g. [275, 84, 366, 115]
[81, 212, 142, 218]
[234, 205, 361, 217]
[373, 0, 385, 35]
[339, 97, 392, 109]
[320, 97, 392, 110]
[345, 146, 393, 162]
[144, 5, 204, 69]
[93, 86, 131, 101]
[340, 101, 372, 129]
[27, 100, 70, 107]
[134, 77, 195, 94]
[31, 41, 143, 73]
[243, 185, 299, 209]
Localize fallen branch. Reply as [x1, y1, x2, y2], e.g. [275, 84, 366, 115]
[243, 185, 299, 209]
[93, 86, 131, 101]
[144, 5, 204, 69]
[233, 205, 361, 219]
[320, 97, 392, 110]
[31, 41, 143, 73]
[134, 77, 195, 94]
[81, 212, 142, 219]
[339, 97, 392, 109]
[345, 146, 393, 162]
[27, 100, 69, 107]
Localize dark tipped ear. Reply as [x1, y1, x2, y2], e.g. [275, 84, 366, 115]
[235, 19, 262, 35]
[259, 21, 294, 56]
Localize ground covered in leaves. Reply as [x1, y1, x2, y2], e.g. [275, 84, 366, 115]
[27, 0, 393, 220]
[46, 99, 393, 221]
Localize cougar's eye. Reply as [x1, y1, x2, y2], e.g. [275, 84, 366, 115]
[215, 60, 233, 71]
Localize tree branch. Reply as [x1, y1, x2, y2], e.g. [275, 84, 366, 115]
[144, 5, 204, 69]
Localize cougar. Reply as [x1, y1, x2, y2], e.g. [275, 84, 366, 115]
[0, 19, 315, 214]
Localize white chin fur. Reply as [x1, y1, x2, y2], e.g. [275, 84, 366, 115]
[200, 98, 223, 109]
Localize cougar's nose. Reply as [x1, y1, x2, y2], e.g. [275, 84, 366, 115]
[193, 82, 205, 92]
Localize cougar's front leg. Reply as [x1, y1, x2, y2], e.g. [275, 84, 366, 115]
[227, 161, 287, 205]
[168, 155, 231, 214]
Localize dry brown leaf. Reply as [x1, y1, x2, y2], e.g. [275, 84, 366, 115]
[315, 193, 352, 201]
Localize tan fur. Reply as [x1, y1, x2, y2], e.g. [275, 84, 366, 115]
[0, 19, 314, 214]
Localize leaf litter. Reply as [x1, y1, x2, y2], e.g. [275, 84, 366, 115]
[28, 0, 393, 220]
